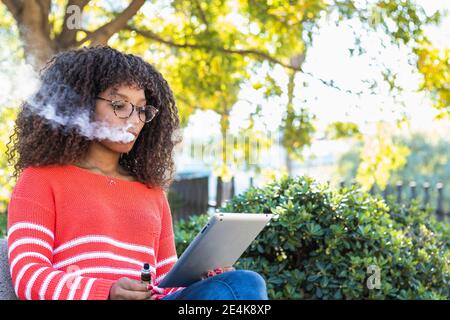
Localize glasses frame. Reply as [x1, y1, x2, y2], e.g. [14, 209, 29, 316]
[96, 96, 159, 123]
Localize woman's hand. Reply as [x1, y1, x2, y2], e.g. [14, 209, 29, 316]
[108, 277, 155, 300]
[201, 266, 235, 280]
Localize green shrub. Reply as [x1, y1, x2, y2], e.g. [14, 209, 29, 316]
[174, 175, 449, 299]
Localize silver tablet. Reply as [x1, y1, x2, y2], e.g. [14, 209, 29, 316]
[158, 212, 273, 288]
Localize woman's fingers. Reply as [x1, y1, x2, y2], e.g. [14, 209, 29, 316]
[202, 266, 235, 280]
[109, 277, 154, 300]
[223, 266, 235, 272]
[129, 290, 153, 300]
[121, 278, 150, 292]
[146, 289, 160, 300]
[201, 270, 214, 280]
[114, 287, 153, 300]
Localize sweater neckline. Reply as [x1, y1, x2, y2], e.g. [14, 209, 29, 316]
[67, 164, 142, 185]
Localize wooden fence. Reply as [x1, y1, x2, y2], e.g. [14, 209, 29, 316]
[168, 175, 239, 221]
[168, 174, 209, 221]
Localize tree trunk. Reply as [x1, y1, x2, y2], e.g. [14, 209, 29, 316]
[3, 0, 56, 69]
[283, 53, 305, 175]
[220, 111, 230, 168]
[18, 26, 56, 70]
[284, 68, 296, 176]
[2, 0, 145, 71]
[285, 149, 293, 176]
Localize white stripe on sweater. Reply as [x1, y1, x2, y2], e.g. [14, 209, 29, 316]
[53, 272, 76, 300]
[53, 235, 155, 256]
[67, 276, 84, 300]
[71, 266, 141, 278]
[8, 237, 53, 258]
[167, 288, 176, 294]
[10, 252, 51, 272]
[152, 286, 165, 294]
[155, 271, 169, 284]
[8, 222, 54, 240]
[156, 255, 177, 269]
[52, 251, 154, 272]
[14, 263, 37, 297]
[81, 278, 95, 300]
[39, 270, 63, 300]
[25, 266, 48, 300]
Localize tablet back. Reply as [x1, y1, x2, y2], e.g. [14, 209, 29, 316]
[158, 213, 273, 288]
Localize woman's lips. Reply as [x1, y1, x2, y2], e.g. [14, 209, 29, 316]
[119, 131, 138, 144]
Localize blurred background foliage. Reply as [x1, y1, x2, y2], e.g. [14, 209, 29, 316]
[0, 0, 448, 233]
[337, 130, 450, 213]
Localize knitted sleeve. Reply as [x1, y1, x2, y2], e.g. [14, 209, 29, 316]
[7, 167, 115, 300]
[151, 189, 185, 299]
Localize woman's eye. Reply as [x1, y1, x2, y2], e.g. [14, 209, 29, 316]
[112, 101, 126, 109]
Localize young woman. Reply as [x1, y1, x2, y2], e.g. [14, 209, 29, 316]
[6, 46, 268, 300]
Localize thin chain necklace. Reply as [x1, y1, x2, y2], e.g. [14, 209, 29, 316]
[75, 162, 122, 186]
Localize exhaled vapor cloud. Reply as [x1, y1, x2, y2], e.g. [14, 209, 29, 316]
[0, 59, 135, 143]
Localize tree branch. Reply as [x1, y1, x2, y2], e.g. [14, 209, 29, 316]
[193, 0, 209, 29]
[128, 26, 301, 71]
[37, 0, 52, 38]
[1, 0, 22, 21]
[129, 27, 366, 95]
[77, 0, 145, 46]
[57, 0, 90, 49]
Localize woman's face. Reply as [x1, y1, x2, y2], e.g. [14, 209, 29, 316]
[94, 84, 146, 154]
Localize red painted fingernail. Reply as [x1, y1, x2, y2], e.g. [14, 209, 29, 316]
[147, 285, 153, 290]
[207, 271, 214, 277]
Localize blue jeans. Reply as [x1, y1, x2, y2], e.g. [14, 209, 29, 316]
[161, 270, 269, 300]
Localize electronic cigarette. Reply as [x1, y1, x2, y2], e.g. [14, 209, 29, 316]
[141, 262, 152, 285]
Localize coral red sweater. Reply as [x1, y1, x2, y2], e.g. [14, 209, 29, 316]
[7, 165, 185, 300]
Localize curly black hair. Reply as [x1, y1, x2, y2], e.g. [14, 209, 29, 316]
[6, 45, 182, 190]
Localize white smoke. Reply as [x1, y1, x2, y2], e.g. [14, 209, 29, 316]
[29, 101, 136, 144]
[0, 61, 40, 106]
[0, 57, 135, 144]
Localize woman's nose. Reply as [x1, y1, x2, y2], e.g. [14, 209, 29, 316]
[128, 109, 141, 124]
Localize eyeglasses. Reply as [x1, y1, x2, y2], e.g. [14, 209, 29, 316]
[96, 96, 159, 123]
